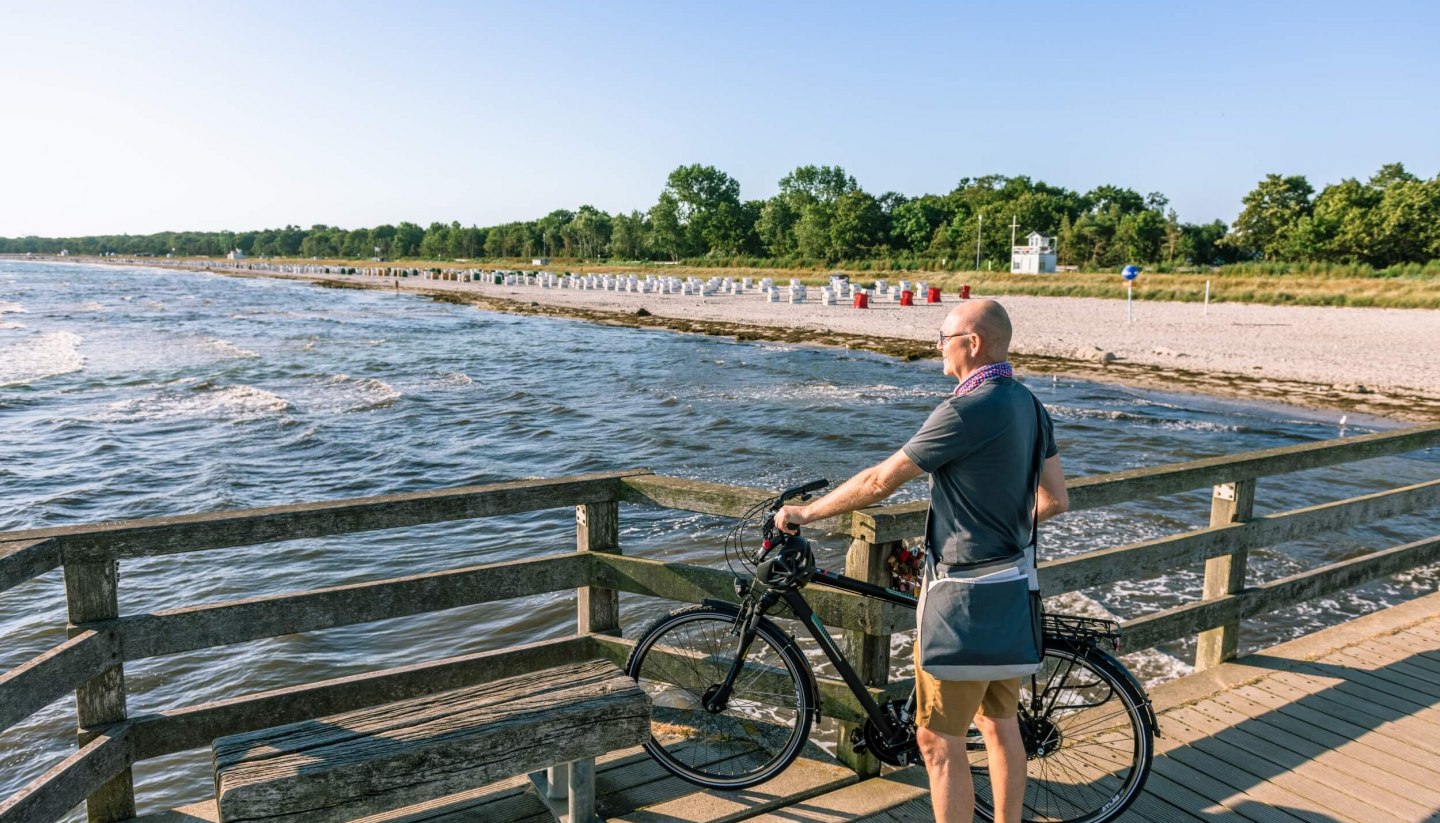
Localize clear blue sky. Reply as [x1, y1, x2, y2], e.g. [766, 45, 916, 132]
[2, 1, 1437, 237]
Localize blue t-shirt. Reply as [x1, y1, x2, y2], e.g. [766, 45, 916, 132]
[901, 378, 1058, 568]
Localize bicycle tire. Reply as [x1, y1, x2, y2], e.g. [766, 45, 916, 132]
[971, 644, 1155, 823]
[625, 604, 815, 789]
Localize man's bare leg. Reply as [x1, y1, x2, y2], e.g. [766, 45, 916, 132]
[916, 725, 973, 822]
[974, 714, 1027, 823]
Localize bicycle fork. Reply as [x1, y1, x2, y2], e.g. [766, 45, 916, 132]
[703, 593, 774, 713]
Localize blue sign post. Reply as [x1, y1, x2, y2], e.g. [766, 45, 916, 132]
[1122, 266, 1140, 323]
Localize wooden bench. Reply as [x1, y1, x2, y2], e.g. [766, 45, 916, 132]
[212, 659, 650, 823]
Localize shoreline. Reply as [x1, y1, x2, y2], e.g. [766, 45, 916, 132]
[48, 259, 1440, 422]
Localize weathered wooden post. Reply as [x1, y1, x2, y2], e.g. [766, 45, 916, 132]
[65, 557, 136, 822]
[562, 500, 623, 806]
[837, 534, 898, 779]
[1196, 478, 1257, 670]
[576, 500, 621, 636]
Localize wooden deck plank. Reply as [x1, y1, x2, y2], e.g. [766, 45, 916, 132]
[1288, 659, 1440, 726]
[1336, 625, 1438, 662]
[1394, 621, 1440, 645]
[1152, 710, 1330, 817]
[1249, 674, 1440, 781]
[1346, 645, 1440, 683]
[742, 767, 929, 823]
[1216, 685, 1440, 815]
[606, 755, 857, 823]
[1263, 664, 1440, 741]
[853, 798, 936, 823]
[1119, 760, 1272, 823]
[1356, 632, 1440, 672]
[1163, 702, 1390, 823]
[1377, 632, 1440, 659]
[1322, 646, 1440, 700]
[1184, 696, 1418, 823]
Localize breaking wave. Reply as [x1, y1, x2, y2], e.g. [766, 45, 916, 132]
[203, 338, 260, 358]
[99, 384, 289, 423]
[0, 331, 85, 387]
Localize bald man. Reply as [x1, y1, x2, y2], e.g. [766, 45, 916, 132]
[776, 299, 1068, 823]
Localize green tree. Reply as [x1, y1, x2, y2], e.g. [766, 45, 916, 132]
[891, 195, 946, 253]
[565, 205, 612, 258]
[390, 222, 424, 258]
[649, 193, 685, 261]
[535, 209, 574, 257]
[828, 190, 883, 259]
[609, 210, 649, 259]
[659, 164, 746, 256]
[419, 222, 451, 259]
[1230, 174, 1315, 260]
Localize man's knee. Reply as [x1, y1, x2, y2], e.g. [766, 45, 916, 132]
[916, 725, 964, 767]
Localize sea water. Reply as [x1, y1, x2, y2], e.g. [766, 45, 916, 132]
[1, 261, 1434, 813]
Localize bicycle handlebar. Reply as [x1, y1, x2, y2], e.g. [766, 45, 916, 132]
[769, 478, 829, 512]
[757, 479, 828, 556]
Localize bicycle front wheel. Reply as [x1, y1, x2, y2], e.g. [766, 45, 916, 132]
[625, 605, 815, 790]
[971, 645, 1155, 823]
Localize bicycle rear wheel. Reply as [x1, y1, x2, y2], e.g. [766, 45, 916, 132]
[625, 605, 815, 790]
[971, 645, 1154, 823]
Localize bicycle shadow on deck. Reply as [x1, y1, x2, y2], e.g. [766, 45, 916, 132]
[1143, 646, 1440, 823]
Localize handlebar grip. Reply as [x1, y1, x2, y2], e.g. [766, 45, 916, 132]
[771, 479, 830, 511]
[794, 478, 829, 497]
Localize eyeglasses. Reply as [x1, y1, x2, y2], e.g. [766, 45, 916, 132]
[937, 330, 974, 346]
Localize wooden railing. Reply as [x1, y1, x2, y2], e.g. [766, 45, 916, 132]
[1, 425, 1438, 822]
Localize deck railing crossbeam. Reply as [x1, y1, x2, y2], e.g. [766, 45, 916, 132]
[96, 551, 587, 662]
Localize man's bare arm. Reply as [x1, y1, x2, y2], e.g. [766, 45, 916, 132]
[775, 449, 925, 532]
[1036, 454, 1068, 522]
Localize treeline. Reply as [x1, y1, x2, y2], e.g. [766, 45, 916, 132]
[4, 163, 1436, 271]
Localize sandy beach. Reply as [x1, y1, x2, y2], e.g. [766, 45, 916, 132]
[80, 259, 1440, 422]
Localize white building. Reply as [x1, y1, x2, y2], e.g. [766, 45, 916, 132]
[227, 248, 247, 260]
[1011, 231, 1057, 274]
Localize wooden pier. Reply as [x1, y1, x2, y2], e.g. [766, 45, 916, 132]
[1, 424, 1437, 822]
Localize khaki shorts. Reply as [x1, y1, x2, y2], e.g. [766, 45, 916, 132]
[914, 648, 1020, 737]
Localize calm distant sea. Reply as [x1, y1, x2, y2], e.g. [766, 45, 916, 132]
[2, 260, 1435, 815]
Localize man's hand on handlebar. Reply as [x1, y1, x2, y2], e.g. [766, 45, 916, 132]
[773, 504, 809, 534]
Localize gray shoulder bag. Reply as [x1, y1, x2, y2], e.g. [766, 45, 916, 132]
[917, 394, 1046, 681]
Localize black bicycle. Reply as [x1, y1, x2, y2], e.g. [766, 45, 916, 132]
[625, 480, 1159, 823]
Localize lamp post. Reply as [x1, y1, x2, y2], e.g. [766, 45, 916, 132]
[975, 212, 983, 271]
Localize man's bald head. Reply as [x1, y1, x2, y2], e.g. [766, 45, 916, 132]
[945, 299, 1012, 362]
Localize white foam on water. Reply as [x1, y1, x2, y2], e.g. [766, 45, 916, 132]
[203, 338, 260, 358]
[98, 384, 290, 423]
[1047, 404, 1240, 432]
[305, 373, 402, 412]
[0, 331, 85, 387]
[0, 321, 24, 330]
[0, 301, 27, 314]
[699, 382, 937, 405]
[441, 372, 473, 385]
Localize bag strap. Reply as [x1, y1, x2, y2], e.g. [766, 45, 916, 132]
[1023, 391, 1047, 592]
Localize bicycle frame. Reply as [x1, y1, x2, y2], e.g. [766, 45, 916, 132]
[736, 567, 917, 743]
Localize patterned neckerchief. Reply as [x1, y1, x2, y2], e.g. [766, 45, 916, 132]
[953, 361, 1013, 396]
